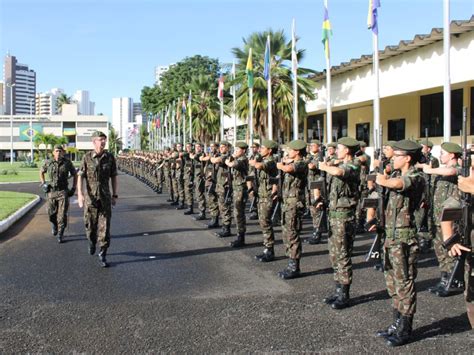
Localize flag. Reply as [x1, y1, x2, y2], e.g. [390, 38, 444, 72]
[246, 48, 254, 88]
[217, 74, 224, 100]
[182, 96, 187, 114]
[291, 19, 298, 79]
[367, 0, 381, 34]
[176, 100, 181, 122]
[263, 35, 271, 81]
[322, 1, 332, 59]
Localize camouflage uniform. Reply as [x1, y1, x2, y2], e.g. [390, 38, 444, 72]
[41, 157, 76, 235]
[183, 152, 194, 210]
[171, 152, 180, 204]
[176, 152, 185, 207]
[231, 155, 249, 234]
[79, 150, 118, 250]
[306, 151, 324, 239]
[216, 151, 232, 229]
[193, 150, 206, 217]
[257, 154, 278, 249]
[204, 150, 220, 223]
[356, 150, 371, 230]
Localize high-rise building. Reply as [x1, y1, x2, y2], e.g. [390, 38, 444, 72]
[112, 97, 133, 146]
[3, 54, 36, 115]
[0, 82, 3, 114]
[35, 88, 64, 115]
[73, 90, 95, 115]
[154, 65, 170, 86]
[133, 102, 142, 119]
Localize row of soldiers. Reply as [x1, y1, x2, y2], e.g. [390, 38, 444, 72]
[117, 137, 473, 347]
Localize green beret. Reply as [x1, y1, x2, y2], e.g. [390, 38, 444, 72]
[261, 139, 278, 149]
[421, 140, 434, 148]
[359, 141, 367, 148]
[327, 142, 337, 148]
[337, 137, 359, 149]
[441, 142, 462, 154]
[92, 131, 106, 139]
[235, 141, 248, 149]
[219, 141, 231, 147]
[310, 139, 321, 145]
[251, 142, 260, 148]
[385, 141, 396, 148]
[287, 139, 307, 151]
[194, 142, 203, 147]
[53, 144, 64, 151]
[392, 139, 422, 153]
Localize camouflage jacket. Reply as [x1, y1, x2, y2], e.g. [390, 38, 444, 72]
[306, 153, 322, 182]
[193, 152, 205, 179]
[216, 153, 231, 188]
[432, 164, 461, 225]
[79, 151, 117, 204]
[232, 156, 249, 189]
[257, 155, 278, 199]
[328, 158, 360, 211]
[41, 157, 76, 191]
[357, 152, 371, 184]
[282, 159, 308, 201]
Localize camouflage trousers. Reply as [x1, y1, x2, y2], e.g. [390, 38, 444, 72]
[356, 187, 369, 225]
[258, 197, 275, 248]
[47, 190, 69, 232]
[384, 234, 419, 316]
[171, 174, 179, 201]
[156, 169, 164, 189]
[206, 185, 219, 218]
[177, 174, 185, 203]
[465, 253, 474, 327]
[165, 172, 174, 197]
[217, 187, 232, 226]
[433, 226, 456, 273]
[84, 199, 112, 249]
[184, 174, 194, 206]
[310, 204, 323, 230]
[233, 188, 247, 233]
[328, 215, 355, 285]
[195, 177, 206, 213]
[281, 197, 304, 260]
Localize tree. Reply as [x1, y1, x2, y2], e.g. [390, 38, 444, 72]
[108, 126, 123, 155]
[139, 125, 149, 150]
[33, 133, 68, 159]
[56, 93, 72, 114]
[231, 29, 317, 141]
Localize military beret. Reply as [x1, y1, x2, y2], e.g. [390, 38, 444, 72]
[92, 131, 106, 139]
[287, 139, 307, 151]
[310, 139, 321, 145]
[384, 141, 396, 148]
[337, 137, 360, 149]
[327, 142, 337, 148]
[392, 139, 422, 153]
[219, 141, 231, 147]
[441, 142, 462, 155]
[420, 140, 434, 148]
[261, 139, 278, 149]
[194, 142, 203, 147]
[53, 144, 64, 151]
[251, 142, 260, 148]
[359, 141, 367, 148]
[209, 142, 218, 146]
[235, 141, 248, 149]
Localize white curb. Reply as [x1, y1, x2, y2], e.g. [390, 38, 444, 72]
[0, 195, 41, 234]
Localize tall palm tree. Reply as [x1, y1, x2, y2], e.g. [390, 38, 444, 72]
[231, 29, 317, 141]
[56, 93, 71, 114]
[108, 126, 123, 155]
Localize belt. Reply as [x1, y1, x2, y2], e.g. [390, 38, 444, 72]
[329, 211, 354, 218]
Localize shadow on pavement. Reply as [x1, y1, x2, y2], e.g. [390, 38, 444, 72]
[412, 312, 472, 341]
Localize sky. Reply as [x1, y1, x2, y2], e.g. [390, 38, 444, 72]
[1, 0, 473, 118]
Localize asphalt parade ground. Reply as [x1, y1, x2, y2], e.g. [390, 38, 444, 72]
[0, 172, 473, 353]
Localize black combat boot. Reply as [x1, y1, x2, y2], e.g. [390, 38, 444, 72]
[376, 309, 400, 338]
[255, 247, 275, 262]
[207, 216, 219, 229]
[157, 187, 162, 194]
[323, 283, 341, 304]
[176, 202, 186, 210]
[386, 315, 413, 347]
[51, 222, 58, 236]
[331, 284, 350, 310]
[373, 261, 384, 272]
[247, 211, 258, 220]
[278, 259, 301, 279]
[166, 197, 174, 202]
[88, 241, 96, 255]
[57, 229, 64, 244]
[98, 248, 109, 268]
[216, 225, 231, 238]
[305, 228, 322, 244]
[194, 212, 206, 221]
[419, 238, 432, 253]
[230, 232, 245, 248]
[170, 199, 179, 206]
[183, 206, 194, 215]
[429, 272, 448, 295]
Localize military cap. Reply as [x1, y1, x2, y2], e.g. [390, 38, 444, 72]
[337, 137, 360, 149]
[250, 142, 260, 148]
[392, 139, 422, 153]
[219, 140, 231, 147]
[194, 142, 203, 147]
[385, 141, 396, 148]
[327, 142, 337, 148]
[53, 144, 64, 151]
[261, 139, 278, 149]
[287, 139, 307, 151]
[92, 131, 107, 139]
[359, 141, 367, 148]
[441, 142, 462, 155]
[309, 139, 321, 145]
[235, 141, 248, 149]
[421, 140, 434, 148]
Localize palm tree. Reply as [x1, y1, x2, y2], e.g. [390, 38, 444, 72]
[231, 29, 317, 141]
[139, 125, 149, 150]
[108, 126, 123, 155]
[56, 93, 71, 114]
[33, 133, 68, 159]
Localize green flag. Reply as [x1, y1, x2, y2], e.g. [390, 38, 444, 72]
[246, 48, 254, 88]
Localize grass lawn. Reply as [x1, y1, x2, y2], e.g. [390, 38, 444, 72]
[0, 160, 81, 183]
[0, 191, 37, 220]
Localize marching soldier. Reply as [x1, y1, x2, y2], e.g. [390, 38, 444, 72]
[170, 148, 180, 206]
[356, 141, 371, 233]
[212, 141, 233, 237]
[163, 147, 175, 202]
[39, 144, 77, 243]
[306, 139, 324, 244]
[183, 143, 195, 215]
[253, 139, 279, 262]
[202, 142, 220, 228]
[276, 139, 308, 279]
[320, 137, 360, 310]
[191, 143, 207, 221]
[175, 143, 186, 210]
[247, 142, 261, 220]
[227, 142, 249, 247]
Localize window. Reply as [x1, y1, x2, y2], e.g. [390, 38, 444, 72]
[420, 89, 463, 137]
[307, 114, 324, 141]
[332, 110, 348, 141]
[388, 119, 405, 141]
[355, 123, 370, 146]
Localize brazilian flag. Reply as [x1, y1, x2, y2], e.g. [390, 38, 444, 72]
[20, 124, 43, 141]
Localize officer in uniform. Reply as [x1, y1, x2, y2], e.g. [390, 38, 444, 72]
[175, 143, 186, 210]
[191, 143, 207, 220]
[306, 139, 324, 244]
[183, 142, 195, 215]
[319, 137, 360, 310]
[247, 142, 261, 220]
[226, 141, 249, 247]
[170, 149, 180, 206]
[276, 139, 308, 279]
[421, 142, 463, 296]
[39, 144, 77, 243]
[163, 147, 174, 202]
[253, 139, 279, 262]
[372, 139, 424, 347]
[212, 141, 233, 237]
[202, 142, 220, 228]
[356, 141, 371, 233]
[77, 131, 118, 268]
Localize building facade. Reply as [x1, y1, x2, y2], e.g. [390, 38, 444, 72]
[73, 90, 95, 115]
[112, 97, 133, 146]
[3, 55, 36, 115]
[35, 88, 64, 115]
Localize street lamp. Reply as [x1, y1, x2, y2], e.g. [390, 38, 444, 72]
[6, 82, 16, 164]
[29, 97, 34, 163]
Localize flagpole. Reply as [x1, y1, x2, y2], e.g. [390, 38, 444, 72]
[183, 99, 186, 147]
[189, 90, 192, 143]
[266, 35, 273, 140]
[372, 33, 380, 147]
[292, 18, 298, 140]
[232, 61, 237, 145]
[173, 102, 176, 145]
[220, 98, 224, 141]
[443, 0, 451, 141]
